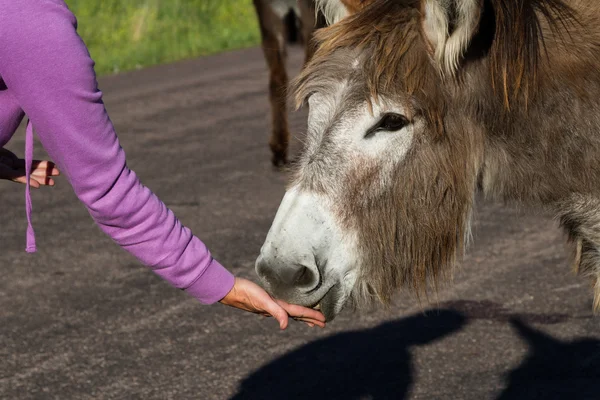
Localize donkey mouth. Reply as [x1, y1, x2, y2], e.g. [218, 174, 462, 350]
[313, 284, 345, 321]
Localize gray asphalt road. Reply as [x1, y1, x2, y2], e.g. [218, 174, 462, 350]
[2, 46, 599, 400]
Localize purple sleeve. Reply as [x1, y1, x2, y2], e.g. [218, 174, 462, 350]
[0, 0, 234, 304]
[0, 89, 25, 147]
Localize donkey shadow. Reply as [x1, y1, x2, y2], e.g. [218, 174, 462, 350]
[231, 300, 600, 400]
[440, 300, 600, 399]
[230, 309, 467, 400]
[496, 317, 600, 400]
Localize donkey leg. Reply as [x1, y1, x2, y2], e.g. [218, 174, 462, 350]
[254, 0, 290, 167]
[265, 40, 290, 167]
[574, 239, 600, 311]
[555, 196, 600, 312]
[298, 0, 328, 66]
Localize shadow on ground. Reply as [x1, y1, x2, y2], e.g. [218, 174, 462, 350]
[442, 300, 600, 398]
[231, 309, 466, 400]
[497, 318, 600, 400]
[231, 301, 600, 400]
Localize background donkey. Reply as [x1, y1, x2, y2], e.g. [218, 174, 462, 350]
[254, 0, 600, 321]
[252, 0, 327, 167]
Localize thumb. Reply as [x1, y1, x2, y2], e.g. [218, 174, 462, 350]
[262, 299, 289, 330]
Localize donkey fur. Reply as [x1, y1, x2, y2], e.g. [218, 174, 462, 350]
[291, 0, 600, 310]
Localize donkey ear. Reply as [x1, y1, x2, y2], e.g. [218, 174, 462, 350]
[315, 0, 375, 25]
[421, 0, 483, 74]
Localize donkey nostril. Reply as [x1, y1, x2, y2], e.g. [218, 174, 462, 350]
[293, 264, 314, 286]
[256, 254, 319, 290]
[256, 256, 274, 282]
[279, 264, 310, 286]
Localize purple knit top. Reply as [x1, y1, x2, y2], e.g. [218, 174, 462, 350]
[0, 0, 235, 304]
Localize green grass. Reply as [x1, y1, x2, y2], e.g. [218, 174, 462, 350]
[66, 0, 261, 76]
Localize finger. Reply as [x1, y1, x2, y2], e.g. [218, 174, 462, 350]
[32, 161, 60, 176]
[7, 169, 53, 183]
[292, 316, 326, 328]
[28, 178, 41, 188]
[11, 175, 28, 185]
[27, 176, 53, 188]
[31, 168, 60, 179]
[16, 177, 41, 188]
[30, 173, 56, 186]
[7, 174, 40, 188]
[293, 317, 324, 328]
[260, 311, 310, 328]
[43, 162, 60, 177]
[275, 299, 326, 323]
[0, 164, 43, 188]
[261, 299, 289, 330]
[15, 160, 60, 177]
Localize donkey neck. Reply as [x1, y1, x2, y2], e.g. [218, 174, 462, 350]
[476, 68, 600, 206]
[458, 0, 600, 205]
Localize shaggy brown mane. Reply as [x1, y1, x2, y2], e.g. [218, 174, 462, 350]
[487, 0, 576, 108]
[293, 0, 577, 115]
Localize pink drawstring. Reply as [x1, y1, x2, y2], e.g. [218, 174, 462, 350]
[25, 119, 36, 253]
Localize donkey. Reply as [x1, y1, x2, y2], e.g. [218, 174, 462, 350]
[254, 0, 600, 321]
[252, 0, 327, 166]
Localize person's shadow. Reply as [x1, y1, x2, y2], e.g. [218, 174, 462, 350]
[496, 317, 600, 400]
[230, 309, 467, 400]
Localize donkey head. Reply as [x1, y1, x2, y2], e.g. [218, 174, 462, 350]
[256, 0, 567, 320]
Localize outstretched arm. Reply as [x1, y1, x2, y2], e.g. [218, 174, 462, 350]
[0, 0, 325, 328]
[0, 0, 233, 304]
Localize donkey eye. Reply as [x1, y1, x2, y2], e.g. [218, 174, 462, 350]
[365, 113, 408, 138]
[378, 113, 408, 131]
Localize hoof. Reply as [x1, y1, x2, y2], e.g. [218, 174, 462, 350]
[271, 151, 288, 169]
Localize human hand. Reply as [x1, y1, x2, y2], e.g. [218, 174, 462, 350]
[219, 277, 326, 330]
[0, 148, 60, 187]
